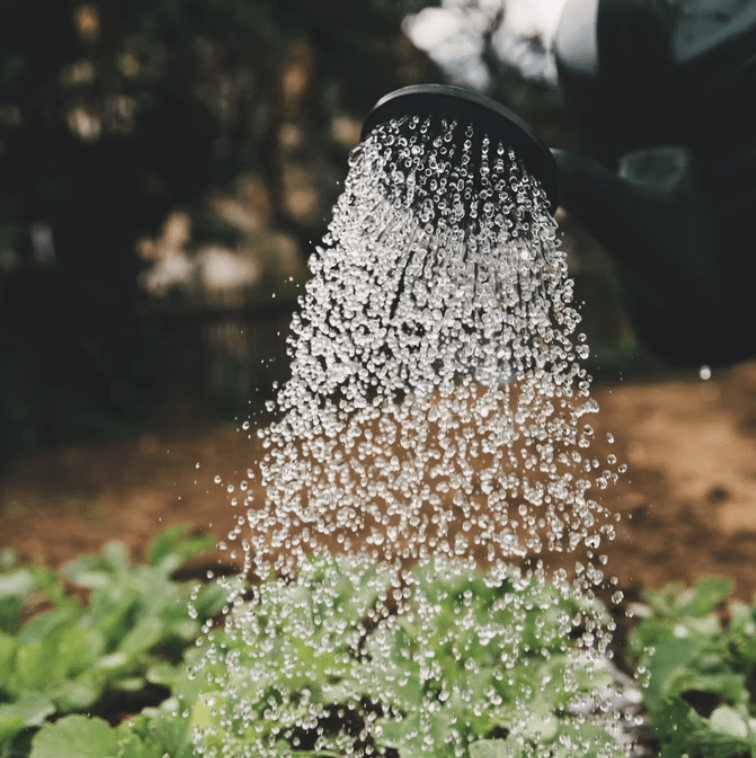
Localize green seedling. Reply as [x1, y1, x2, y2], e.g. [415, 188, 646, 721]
[628, 576, 756, 758]
[0, 526, 223, 757]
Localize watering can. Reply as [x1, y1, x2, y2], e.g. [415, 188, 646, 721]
[362, 0, 756, 367]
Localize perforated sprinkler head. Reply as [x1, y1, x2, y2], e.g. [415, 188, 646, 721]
[361, 84, 560, 215]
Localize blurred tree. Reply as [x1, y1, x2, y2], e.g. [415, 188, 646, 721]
[0, 0, 441, 462]
[403, 0, 572, 147]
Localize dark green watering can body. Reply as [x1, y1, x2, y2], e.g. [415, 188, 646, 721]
[554, 0, 756, 365]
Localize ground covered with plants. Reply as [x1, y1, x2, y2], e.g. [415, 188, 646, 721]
[2, 362, 756, 756]
[3, 530, 756, 756]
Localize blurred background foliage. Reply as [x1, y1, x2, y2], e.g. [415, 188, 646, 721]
[0, 0, 636, 468]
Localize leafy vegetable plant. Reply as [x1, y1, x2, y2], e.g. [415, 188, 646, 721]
[628, 575, 756, 758]
[185, 556, 623, 758]
[0, 526, 224, 757]
[21, 529, 737, 757]
[21, 552, 626, 758]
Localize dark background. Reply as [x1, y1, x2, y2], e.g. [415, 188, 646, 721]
[0, 0, 645, 468]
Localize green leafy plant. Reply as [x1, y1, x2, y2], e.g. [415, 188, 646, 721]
[182, 556, 623, 758]
[28, 711, 199, 758]
[0, 526, 224, 757]
[628, 575, 756, 758]
[28, 555, 625, 758]
[2, 533, 640, 758]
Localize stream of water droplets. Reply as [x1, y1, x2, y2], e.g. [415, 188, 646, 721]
[191, 114, 626, 756]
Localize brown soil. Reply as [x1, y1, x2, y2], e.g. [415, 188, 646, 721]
[3, 361, 756, 602]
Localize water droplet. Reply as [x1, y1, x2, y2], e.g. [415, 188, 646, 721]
[189, 112, 624, 757]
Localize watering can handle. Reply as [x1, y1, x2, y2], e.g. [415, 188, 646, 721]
[597, 0, 674, 79]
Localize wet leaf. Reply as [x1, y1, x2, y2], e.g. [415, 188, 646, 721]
[470, 738, 522, 758]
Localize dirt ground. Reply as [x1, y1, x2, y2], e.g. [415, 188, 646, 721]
[3, 360, 756, 604]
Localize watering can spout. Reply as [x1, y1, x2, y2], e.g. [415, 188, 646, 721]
[553, 145, 756, 366]
[552, 146, 716, 304]
[551, 147, 743, 365]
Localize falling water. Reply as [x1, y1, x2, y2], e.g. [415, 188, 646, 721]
[191, 114, 626, 756]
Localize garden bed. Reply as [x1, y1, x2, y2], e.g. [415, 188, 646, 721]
[2, 362, 756, 756]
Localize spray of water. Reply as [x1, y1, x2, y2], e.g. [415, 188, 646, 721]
[190, 114, 625, 756]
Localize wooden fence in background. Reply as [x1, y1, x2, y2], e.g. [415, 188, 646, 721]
[143, 282, 300, 409]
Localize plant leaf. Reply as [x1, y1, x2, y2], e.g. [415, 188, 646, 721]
[0, 714, 25, 747]
[469, 738, 522, 758]
[676, 576, 734, 618]
[0, 569, 36, 634]
[146, 525, 216, 569]
[0, 630, 16, 689]
[103, 542, 130, 574]
[16, 623, 100, 693]
[49, 677, 100, 713]
[0, 691, 55, 746]
[61, 555, 112, 587]
[709, 705, 749, 739]
[30, 715, 120, 758]
[117, 616, 163, 656]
